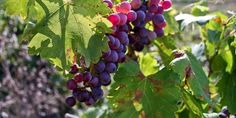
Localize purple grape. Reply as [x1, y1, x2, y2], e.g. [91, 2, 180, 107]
[127, 10, 137, 22]
[99, 72, 111, 86]
[66, 79, 77, 90]
[103, 48, 111, 58]
[88, 77, 99, 87]
[105, 50, 119, 62]
[91, 87, 104, 100]
[85, 97, 95, 106]
[122, 45, 127, 53]
[147, 31, 157, 40]
[136, 10, 146, 21]
[118, 1, 131, 14]
[153, 14, 165, 26]
[154, 27, 164, 37]
[118, 13, 128, 26]
[108, 35, 115, 45]
[94, 61, 106, 73]
[116, 44, 124, 52]
[118, 52, 126, 63]
[145, 12, 154, 22]
[149, 0, 161, 6]
[74, 73, 83, 83]
[130, 0, 142, 10]
[77, 90, 90, 102]
[109, 38, 121, 50]
[103, 0, 113, 8]
[138, 5, 147, 12]
[149, 5, 158, 13]
[140, 37, 150, 45]
[72, 89, 80, 98]
[69, 64, 78, 74]
[161, 0, 172, 10]
[221, 106, 230, 116]
[65, 96, 76, 107]
[219, 112, 227, 118]
[157, 5, 164, 14]
[108, 13, 120, 26]
[139, 28, 148, 37]
[83, 72, 92, 82]
[105, 62, 117, 73]
[119, 24, 129, 32]
[116, 31, 129, 45]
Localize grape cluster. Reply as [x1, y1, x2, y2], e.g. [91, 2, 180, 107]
[65, 0, 172, 107]
[128, 0, 172, 51]
[218, 106, 236, 118]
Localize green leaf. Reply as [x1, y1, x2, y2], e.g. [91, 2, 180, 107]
[182, 90, 204, 117]
[217, 72, 236, 114]
[170, 52, 210, 102]
[191, 5, 209, 16]
[4, 0, 30, 18]
[28, 1, 111, 69]
[139, 53, 158, 77]
[108, 60, 140, 104]
[141, 68, 181, 118]
[73, 0, 111, 17]
[207, 29, 221, 43]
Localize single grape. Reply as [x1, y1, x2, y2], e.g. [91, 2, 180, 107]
[139, 28, 148, 37]
[105, 62, 117, 73]
[145, 12, 154, 22]
[118, 52, 126, 63]
[88, 77, 99, 87]
[99, 72, 111, 86]
[94, 61, 106, 73]
[140, 37, 150, 45]
[138, 5, 147, 12]
[149, 0, 160, 6]
[85, 96, 95, 106]
[152, 14, 165, 26]
[219, 112, 227, 118]
[91, 87, 104, 100]
[119, 24, 129, 32]
[156, 21, 166, 28]
[147, 31, 157, 40]
[74, 73, 83, 83]
[118, 13, 128, 25]
[157, 5, 164, 14]
[108, 35, 115, 45]
[102, 48, 111, 58]
[108, 13, 120, 26]
[116, 44, 124, 52]
[154, 27, 164, 37]
[103, 0, 113, 8]
[127, 10, 137, 22]
[83, 72, 92, 82]
[116, 31, 129, 45]
[118, 1, 131, 14]
[136, 10, 146, 21]
[69, 63, 78, 74]
[161, 0, 172, 10]
[109, 37, 121, 50]
[149, 5, 158, 13]
[105, 50, 119, 62]
[221, 106, 230, 116]
[130, 0, 142, 9]
[65, 96, 76, 107]
[77, 90, 90, 102]
[66, 79, 77, 90]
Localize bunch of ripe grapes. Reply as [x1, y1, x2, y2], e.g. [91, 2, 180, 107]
[65, 0, 172, 107]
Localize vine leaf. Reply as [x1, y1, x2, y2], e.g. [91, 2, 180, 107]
[139, 53, 158, 77]
[109, 60, 181, 118]
[170, 51, 210, 103]
[73, 0, 111, 17]
[27, 0, 111, 69]
[217, 72, 236, 114]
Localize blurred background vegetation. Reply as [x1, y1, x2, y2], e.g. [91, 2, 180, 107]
[0, 0, 235, 118]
